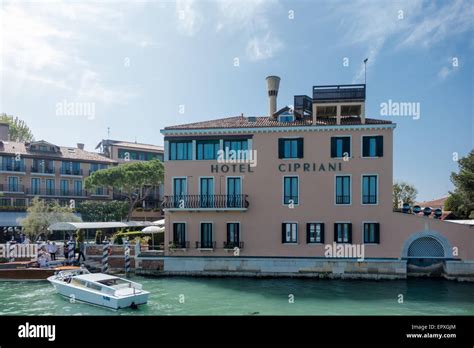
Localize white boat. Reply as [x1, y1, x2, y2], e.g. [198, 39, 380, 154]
[47, 269, 150, 310]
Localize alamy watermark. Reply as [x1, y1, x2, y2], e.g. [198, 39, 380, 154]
[56, 99, 95, 120]
[380, 99, 420, 120]
[217, 148, 257, 167]
[324, 242, 365, 261]
[0, 244, 38, 259]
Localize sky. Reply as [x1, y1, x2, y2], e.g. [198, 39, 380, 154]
[0, 0, 473, 201]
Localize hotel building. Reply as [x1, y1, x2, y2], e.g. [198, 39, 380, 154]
[155, 76, 474, 279]
[0, 123, 116, 231]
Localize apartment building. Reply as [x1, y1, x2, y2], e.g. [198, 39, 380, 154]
[157, 76, 473, 279]
[96, 139, 164, 219]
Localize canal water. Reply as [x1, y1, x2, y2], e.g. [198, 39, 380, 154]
[0, 277, 472, 315]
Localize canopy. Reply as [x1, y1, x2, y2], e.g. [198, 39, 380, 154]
[48, 221, 154, 231]
[152, 219, 165, 226]
[142, 226, 165, 233]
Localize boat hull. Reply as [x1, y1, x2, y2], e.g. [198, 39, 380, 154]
[49, 278, 149, 310]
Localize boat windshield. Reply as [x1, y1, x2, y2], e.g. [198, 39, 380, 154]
[98, 278, 130, 287]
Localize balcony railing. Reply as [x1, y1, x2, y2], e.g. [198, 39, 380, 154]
[283, 195, 299, 205]
[31, 166, 55, 174]
[0, 163, 26, 172]
[313, 84, 366, 102]
[223, 241, 244, 249]
[25, 188, 87, 197]
[195, 241, 216, 249]
[60, 168, 83, 176]
[336, 195, 351, 204]
[362, 195, 377, 204]
[171, 241, 190, 249]
[162, 194, 249, 210]
[0, 184, 25, 192]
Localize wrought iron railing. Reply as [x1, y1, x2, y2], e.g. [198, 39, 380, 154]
[336, 195, 351, 204]
[223, 241, 244, 249]
[195, 241, 216, 249]
[313, 84, 366, 101]
[162, 194, 249, 209]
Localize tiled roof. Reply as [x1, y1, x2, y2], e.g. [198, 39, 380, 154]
[97, 139, 164, 152]
[416, 197, 448, 209]
[0, 141, 116, 163]
[163, 116, 392, 130]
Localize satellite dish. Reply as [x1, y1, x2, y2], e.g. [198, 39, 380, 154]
[423, 207, 432, 216]
[413, 205, 421, 214]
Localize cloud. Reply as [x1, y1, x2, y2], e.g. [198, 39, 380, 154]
[1, 2, 138, 106]
[246, 32, 283, 61]
[175, 0, 204, 36]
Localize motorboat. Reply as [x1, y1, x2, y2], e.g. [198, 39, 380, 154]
[47, 268, 150, 310]
[0, 261, 80, 281]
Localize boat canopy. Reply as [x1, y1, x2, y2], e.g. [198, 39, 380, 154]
[48, 221, 154, 231]
[75, 273, 119, 282]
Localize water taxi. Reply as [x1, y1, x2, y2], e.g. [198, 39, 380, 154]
[48, 269, 150, 309]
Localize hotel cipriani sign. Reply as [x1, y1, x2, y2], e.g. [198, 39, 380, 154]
[210, 148, 343, 173]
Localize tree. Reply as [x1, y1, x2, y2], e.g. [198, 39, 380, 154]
[393, 182, 418, 210]
[20, 197, 81, 240]
[85, 159, 164, 221]
[445, 150, 474, 219]
[77, 200, 130, 222]
[0, 113, 34, 142]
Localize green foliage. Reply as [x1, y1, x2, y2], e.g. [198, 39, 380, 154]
[76, 229, 85, 244]
[0, 113, 34, 142]
[20, 197, 81, 240]
[393, 182, 418, 210]
[77, 200, 129, 222]
[445, 150, 474, 218]
[95, 230, 103, 244]
[85, 160, 164, 221]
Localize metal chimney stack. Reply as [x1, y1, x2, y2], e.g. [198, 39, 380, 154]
[266, 76, 280, 117]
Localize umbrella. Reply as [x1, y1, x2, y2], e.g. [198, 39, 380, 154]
[142, 225, 164, 233]
[152, 219, 165, 227]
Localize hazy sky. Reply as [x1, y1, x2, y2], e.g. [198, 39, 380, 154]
[1, 0, 473, 201]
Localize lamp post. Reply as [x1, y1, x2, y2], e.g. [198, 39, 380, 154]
[364, 58, 368, 85]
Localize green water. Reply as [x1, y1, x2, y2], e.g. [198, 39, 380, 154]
[0, 277, 472, 315]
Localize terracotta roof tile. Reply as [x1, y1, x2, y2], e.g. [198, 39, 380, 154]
[164, 116, 392, 131]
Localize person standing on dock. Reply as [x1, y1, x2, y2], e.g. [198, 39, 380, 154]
[49, 242, 57, 261]
[77, 240, 86, 262]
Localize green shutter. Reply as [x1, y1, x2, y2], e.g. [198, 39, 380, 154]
[281, 223, 286, 243]
[375, 223, 380, 244]
[278, 139, 284, 159]
[348, 223, 352, 244]
[362, 137, 370, 157]
[297, 138, 304, 158]
[334, 223, 338, 242]
[306, 223, 311, 243]
[320, 223, 325, 243]
[330, 138, 336, 158]
[343, 137, 351, 157]
[376, 136, 383, 157]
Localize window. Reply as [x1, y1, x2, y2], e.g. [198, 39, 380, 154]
[223, 139, 249, 160]
[46, 179, 55, 195]
[173, 178, 187, 207]
[364, 223, 380, 244]
[282, 223, 298, 243]
[283, 176, 299, 205]
[14, 199, 26, 207]
[226, 223, 240, 248]
[169, 141, 192, 160]
[31, 178, 40, 195]
[278, 138, 303, 159]
[60, 180, 69, 195]
[335, 176, 351, 205]
[196, 140, 219, 160]
[173, 223, 186, 248]
[8, 177, 19, 192]
[362, 136, 383, 157]
[61, 161, 81, 175]
[334, 223, 352, 243]
[199, 177, 214, 208]
[226, 177, 242, 208]
[362, 175, 378, 204]
[331, 136, 351, 158]
[278, 115, 295, 122]
[307, 223, 324, 243]
[200, 223, 214, 248]
[74, 180, 83, 196]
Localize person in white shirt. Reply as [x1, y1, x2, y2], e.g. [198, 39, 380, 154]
[49, 242, 57, 260]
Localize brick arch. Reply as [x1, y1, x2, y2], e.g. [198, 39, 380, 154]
[401, 231, 453, 259]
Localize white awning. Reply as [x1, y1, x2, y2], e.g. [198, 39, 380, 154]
[48, 221, 154, 231]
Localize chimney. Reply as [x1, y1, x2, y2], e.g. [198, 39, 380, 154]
[0, 122, 9, 141]
[266, 75, 280, 117]
[77, 143, 84, 150]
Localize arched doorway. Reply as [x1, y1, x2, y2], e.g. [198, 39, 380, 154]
[402, 231, 453, 276]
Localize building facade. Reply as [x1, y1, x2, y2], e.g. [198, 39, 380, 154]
[155, 77, 474, 280]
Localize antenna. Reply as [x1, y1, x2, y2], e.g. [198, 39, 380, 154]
[363, 58, 368, 85]
[107, 127, 110, 138]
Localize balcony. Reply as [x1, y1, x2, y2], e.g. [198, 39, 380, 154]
[362, 195, 377, 205]
[162, 194, 249, 211]
[0, 163, 25, 172]
[0, 184, 25, 193]
[313, 84, 366, 102]
[336, 195, 351, 205]
[25, 188, 87, 197]
[31, 166, 55, 175]
[60, 168, 83, 176]
[170, 241, 190, 249]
